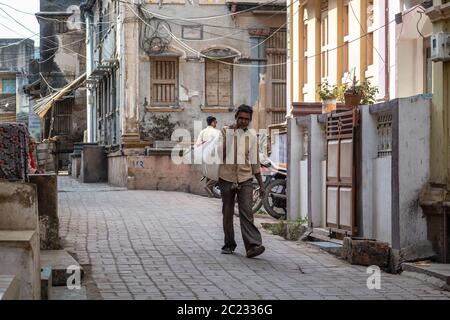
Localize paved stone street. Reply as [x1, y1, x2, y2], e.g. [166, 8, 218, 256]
[58, 176, 450, 300]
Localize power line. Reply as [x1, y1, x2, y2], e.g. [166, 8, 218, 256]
[120, 0, 285, 31]
[136, 2, 422, 68]
[138, 0, 282, 21]
[138, 0, 294, 46]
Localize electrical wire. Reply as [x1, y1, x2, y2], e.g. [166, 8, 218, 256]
[0, 0, 115, 25]
[129, 0, 286, 31]
[138, 1, 295, 45]
[136, 4, 423, 68]
[348, 1, 385, 64]
[137, 0, 282, 21]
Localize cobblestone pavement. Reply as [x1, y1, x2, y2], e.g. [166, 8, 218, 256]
[58, 176, 450, 300]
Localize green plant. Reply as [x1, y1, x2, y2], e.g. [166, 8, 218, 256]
[317, 80, 339, 101]
[147, 114, 180, 141]
[341, 76, 379, 105]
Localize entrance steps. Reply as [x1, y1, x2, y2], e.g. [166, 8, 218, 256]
[0, 275, 20, 300]
[48, 286, 87, 300]
[0, 231, 40, 299]
[402, 262, 450, 291]
[40, 250, 84, 286]
[304, 228, 343, 257]
[39, 250, 86, 300]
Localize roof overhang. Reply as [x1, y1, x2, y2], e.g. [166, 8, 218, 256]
[33, 73, 86, 118]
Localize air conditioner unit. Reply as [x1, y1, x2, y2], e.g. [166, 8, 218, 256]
[431, 32, 450, 62]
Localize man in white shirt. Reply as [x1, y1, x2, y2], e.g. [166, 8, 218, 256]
[196, 116, 218, 146]
[196, 116, 219, 197]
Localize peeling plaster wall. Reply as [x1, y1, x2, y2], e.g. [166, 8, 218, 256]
[136, 2, 285, 140]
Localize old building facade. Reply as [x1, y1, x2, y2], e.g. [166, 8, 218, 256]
[286, 0, 436, 268]
[28, 0, 87, 170]
[82, 0, 286, 190]
[0, 38, 35, 125]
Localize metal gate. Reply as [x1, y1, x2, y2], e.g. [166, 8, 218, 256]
[325, 110, 358, 235]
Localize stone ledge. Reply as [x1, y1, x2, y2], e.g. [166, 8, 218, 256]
[341, 237, 390, 268]
[0, 230, 36, 243]
[0, 275, 19, 300]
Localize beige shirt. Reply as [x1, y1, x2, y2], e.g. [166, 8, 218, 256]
[218, 126, 261, 183]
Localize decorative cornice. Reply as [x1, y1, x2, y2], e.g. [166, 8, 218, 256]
[426, 3, 450, 23]
[248, 28, 271, 37]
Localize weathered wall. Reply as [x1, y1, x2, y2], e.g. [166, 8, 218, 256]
[373, 157, 392, 243]
[108, 155, 128, 188]
[136, 1, 285, 139]
[81, 145, 108, 183]
[39, 0, 86, 142]
[0, 39, 34, 73]
[28, 174, 60, 250]
[0, 182, 38, 231]
[359, 105, 378, 239]
[0, 231, 40, 300]
[397, 96, 430, 248]
[127, 155, 207, 196]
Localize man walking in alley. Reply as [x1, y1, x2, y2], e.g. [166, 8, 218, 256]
[195, 116, 218, 147]
[218, 105, 266, 258]
[196, 116, 219, 197]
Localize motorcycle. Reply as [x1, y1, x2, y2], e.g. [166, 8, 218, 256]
[261, 161, 287, 220]
[205, 158, 286, 219]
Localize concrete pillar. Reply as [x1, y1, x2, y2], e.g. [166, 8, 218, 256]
[359, 105, 378, 239]
[309, 115, 326, 228]
[420, 1, 450, 262]
[287, 117, 303, 221]
[85, 12, 94, 143]
[120, 0, 142, 148]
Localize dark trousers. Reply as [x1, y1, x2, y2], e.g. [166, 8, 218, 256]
[219, 178, 262, 252]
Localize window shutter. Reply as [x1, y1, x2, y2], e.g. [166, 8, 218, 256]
[218, 63, 232, 106]
[151, 58, 178, 106]
[206, 60, 219, 106]
[205, 59, 232, 107]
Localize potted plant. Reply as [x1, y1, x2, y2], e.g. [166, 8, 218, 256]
[317, 80, 339, 114]
[342, 76, 379, 108]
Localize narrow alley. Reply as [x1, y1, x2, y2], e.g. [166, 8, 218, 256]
[58, 176, 450, 300]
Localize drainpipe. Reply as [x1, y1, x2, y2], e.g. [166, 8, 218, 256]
[384, 0, 390, 101]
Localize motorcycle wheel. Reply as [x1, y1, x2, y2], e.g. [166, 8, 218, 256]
[262, 179, 287, 220]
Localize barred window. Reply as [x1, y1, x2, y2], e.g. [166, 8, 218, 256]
[205, 59, 232, 107]
[150, 57, 179, 106]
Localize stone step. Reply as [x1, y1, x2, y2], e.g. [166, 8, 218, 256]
[0, 231, 41, 300]
[40, 250, 84, 286]
[306, 241, 343, 256]
[402, 262, 450, 290]
[0, 275, 20, 300]
[40, 267, 52, 300]
[49, 285, 87, 300]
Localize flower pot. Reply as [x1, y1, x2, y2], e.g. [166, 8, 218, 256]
[344, 92, 363, 109]
[322, 98, 337, 114]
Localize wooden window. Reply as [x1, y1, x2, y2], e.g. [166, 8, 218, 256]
[367, 0, 374, 28]
[343, 4, 349, 37]
[321, 1, 329, 79]
[205, 59, 232, 107]
[303, 22, 308, 84]
[321, 51, 329, 78]
[150, 58, 179, 106]
[343, 42, 349, 74]
[321, 15, 329, 47]
[367, 32, 374, 66]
